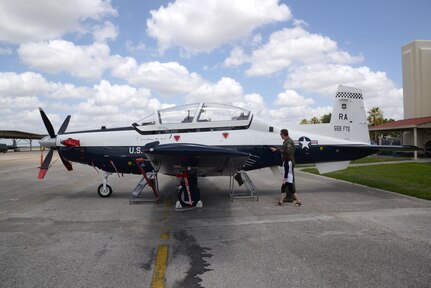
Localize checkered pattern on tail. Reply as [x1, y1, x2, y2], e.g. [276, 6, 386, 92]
[335, 91, 363, 99]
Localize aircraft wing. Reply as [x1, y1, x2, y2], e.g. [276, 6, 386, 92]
[144, 143, 251, 177]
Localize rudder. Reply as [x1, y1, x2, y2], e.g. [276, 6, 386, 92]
[330, 85, 369, 143]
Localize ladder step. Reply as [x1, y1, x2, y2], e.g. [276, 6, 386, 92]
[129, 171, 159, 204]
[229, 171, 258, 201]
[131, 178, 148, 197]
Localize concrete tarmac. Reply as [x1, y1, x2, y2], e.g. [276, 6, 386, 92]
[1, 151, 430, 288]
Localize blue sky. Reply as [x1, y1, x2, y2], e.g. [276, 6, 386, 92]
[0, 0, 430, 134]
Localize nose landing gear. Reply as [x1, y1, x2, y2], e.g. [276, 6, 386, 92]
[97, 171, 113, 197]
[98, 183, 113, 197]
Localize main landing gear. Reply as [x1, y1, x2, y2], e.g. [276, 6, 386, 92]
[175, 171, 203, 210]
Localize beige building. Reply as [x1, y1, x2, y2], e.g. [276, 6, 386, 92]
[402, 40, 431, 119]
[369, 40, 431, 158]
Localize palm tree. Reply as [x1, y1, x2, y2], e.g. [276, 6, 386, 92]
[320, 113, 331, 123]
[310, 117, 320, 124]
[299, 119, 309, 124]
[367, 107, 384, 141]
[367, 107, 384, 126]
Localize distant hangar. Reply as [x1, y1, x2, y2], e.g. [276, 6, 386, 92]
[0, 130, 46, 151]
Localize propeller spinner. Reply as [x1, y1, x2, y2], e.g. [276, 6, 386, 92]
[38, 108, 73, 179]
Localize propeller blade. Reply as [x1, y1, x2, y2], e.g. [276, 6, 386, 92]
[58, 115, 71, 135]
[38, 148, 54, 179]
[59, 154, 73, 171]
[39, 108, 56, 138]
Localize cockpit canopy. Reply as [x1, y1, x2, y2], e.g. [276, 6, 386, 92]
[133, 103, 252, 133]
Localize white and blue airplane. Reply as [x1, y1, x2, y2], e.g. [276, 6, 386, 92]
[38, 85, 415, 205]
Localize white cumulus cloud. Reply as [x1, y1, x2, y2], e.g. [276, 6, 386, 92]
[147, 0, 291, 54]
[185, 77, 243, 103]
[274, 90, 315, 107]
[242, 26, 363, 76]
[18, 40, 112, 81]
[93, 21, 118, 43]
[0, 0, 117, 44]
[0, 72, 53, 97]
[112, 60, 204, 96]
[284, 64, 404, 119]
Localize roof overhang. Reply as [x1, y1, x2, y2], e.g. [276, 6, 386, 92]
[368, 116, 431, 131]
[0, 130, 47, 139]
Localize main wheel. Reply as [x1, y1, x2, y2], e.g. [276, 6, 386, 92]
[97, 184, 113, 198]
[178, 186, 196, 207]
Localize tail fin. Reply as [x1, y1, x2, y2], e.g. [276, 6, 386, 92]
[330, 85, 369, 143]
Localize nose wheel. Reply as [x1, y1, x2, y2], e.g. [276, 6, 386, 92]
[97, 171, 113, 197]
[97, 183, 113, 197]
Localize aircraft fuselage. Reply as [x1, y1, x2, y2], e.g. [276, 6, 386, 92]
[57, 117, 375, 176]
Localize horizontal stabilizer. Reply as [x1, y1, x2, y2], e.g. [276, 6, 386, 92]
[315, 161, 350, 174]
[368, 145, 421, 152]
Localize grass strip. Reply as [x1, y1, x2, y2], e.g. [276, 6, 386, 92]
[302, 163, 431, 200]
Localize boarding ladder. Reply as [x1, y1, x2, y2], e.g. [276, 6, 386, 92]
[228, 170, 258, 201]
[129, 158, 159, 204]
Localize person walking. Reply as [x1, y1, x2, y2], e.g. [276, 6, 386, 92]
[271, 129, 295, 164]
[271, 129, 296, 201]
[278, 151, 301, 206]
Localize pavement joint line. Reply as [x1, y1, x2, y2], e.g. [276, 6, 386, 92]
[182, 213, 335, 228]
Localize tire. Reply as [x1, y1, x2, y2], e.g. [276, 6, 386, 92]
[97, 184, 113, 198]
[177, 186, 191, 207]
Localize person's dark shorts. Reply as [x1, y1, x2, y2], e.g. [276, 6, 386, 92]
[281, 183, 294, 194]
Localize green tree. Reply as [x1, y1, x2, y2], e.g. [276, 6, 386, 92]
[320, 113, 331, 123]
[367, 107, 384, 141]
[300, 113, 331, 125]
[310, 117, 320, 124]
[367, 107, 384, 126]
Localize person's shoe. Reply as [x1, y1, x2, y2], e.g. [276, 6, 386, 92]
[294, 201, 301, 207]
